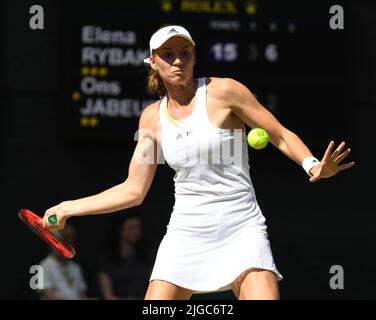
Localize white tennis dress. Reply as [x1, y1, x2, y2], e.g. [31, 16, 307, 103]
[150, 77, 282, 293]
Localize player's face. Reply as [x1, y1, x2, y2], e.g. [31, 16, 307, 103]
[152, 37, 195, 86]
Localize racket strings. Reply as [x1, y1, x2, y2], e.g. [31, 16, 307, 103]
[19, 209, 75, 259]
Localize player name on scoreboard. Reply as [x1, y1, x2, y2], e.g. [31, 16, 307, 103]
[81, 26, 146, 67]
[72, 25, 153, 127]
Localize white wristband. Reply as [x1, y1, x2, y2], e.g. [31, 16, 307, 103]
[302, 156, 320, 177]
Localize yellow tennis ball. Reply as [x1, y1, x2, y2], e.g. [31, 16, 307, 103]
[247, 128, 269, 149]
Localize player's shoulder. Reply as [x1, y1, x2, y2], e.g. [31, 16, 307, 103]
[206, 77, 249, 99]
[139, 100, 161, 129]
[141, 100, 160, 117]
[207, 77, 249, 93]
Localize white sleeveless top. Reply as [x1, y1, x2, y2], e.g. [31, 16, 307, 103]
[150, 78, 282, 293]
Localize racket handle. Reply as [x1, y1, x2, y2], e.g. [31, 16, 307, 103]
[48, 214, 58, 226]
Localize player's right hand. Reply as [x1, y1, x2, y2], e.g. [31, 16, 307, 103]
[42, 202, 70, 232]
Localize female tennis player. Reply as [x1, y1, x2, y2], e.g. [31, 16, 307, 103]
[43, 25, 355, 300]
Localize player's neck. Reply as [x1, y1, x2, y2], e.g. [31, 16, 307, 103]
[166, 78, 197, 107]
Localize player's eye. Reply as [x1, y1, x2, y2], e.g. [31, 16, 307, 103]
[162, 52, 174, 59]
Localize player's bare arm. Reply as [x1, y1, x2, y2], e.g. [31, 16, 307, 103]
[42, 102, 161, 231]
[212, 77, 355, 181]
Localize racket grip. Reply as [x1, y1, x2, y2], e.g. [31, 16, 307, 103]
[48, 214, 58, 226]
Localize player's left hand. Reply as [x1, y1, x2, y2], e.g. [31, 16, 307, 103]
[309, 141, 355, 183]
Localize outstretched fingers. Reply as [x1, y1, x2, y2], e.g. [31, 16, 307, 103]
[338, 161, 356, 171]
[330, 141, 346, 161]
[322, 141, 335, 162]
[335, 147, 351, 164]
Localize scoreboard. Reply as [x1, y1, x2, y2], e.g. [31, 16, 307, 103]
[61, 0, 346, 142]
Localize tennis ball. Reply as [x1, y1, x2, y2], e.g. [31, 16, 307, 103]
[247, 128, 269, 149]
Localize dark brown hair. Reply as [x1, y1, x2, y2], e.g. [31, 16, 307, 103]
[146, 66, 166, 98]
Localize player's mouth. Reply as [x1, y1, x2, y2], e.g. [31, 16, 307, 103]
[172, 69, 184, 74]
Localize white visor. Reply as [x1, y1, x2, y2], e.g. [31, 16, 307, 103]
[144, 25, 195, 64]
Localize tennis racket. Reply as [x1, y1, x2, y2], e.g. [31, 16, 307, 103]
[18, 208, 76, 259]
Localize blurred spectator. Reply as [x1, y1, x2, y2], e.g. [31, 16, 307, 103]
[97, 211, 153, 299]
[39, 225, 88, 300]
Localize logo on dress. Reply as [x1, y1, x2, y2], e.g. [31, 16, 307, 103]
[176, 130, 193, 139]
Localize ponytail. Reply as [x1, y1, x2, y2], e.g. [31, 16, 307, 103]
[147, 68, 166, 98]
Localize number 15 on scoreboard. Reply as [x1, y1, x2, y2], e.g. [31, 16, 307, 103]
[209, 42, 239, 63]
